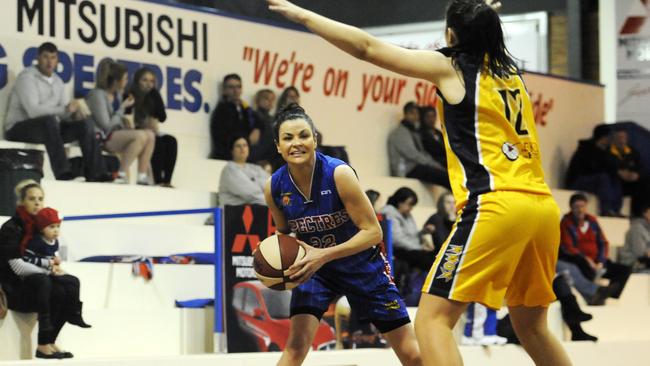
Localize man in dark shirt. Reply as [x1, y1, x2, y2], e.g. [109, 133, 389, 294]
[419, 106, 447, 169]
[209, 74, 259, 160]
[566, 124, 622, 216]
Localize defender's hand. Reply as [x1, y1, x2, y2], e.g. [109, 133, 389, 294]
[485, 0, 502, 11]
[267, 0, 308, 24]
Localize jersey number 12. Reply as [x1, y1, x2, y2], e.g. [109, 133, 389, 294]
[498, 88, 529, 136]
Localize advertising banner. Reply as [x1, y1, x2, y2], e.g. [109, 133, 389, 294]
[616, 0, 650, 129]
[223, 205, 395, 353]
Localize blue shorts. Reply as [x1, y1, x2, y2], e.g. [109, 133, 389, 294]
[290, 266, 410, 333]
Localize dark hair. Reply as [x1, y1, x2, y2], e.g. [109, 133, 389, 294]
[223, 73, 241, 84]
[592, 124, 611, 140]
[365, 189, 381, 207]
[387, 187, 418, 207]
[128, 67, 157, 109]
[641, 205, 650, 215]
[569, 193, 588, 206]
[445, 0, 518, 77]
[37, 42, 58, 55]
[403, 101, 418, 114]
[132, 67, 156, 89]
[420, 106, 437, 124]
[273, 103, 316, 141]
[227, 134, 249, 153]
[436, 192, 454, 214]
[276, 86, 300, 111]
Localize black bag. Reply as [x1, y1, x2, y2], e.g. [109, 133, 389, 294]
[70, 155, 120, 178]
[0, 148, 43, 216]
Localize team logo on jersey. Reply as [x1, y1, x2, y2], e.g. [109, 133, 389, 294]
[436, 245, 464, 282]
[321, 189, 332, 195]
[501, 142, 519, 161]
[281, 192, 292, 207]
[383, 300, 401, 310]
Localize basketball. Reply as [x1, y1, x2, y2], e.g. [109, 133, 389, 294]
[253, 235, 306, 290]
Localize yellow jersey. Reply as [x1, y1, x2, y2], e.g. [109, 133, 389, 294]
[437, 49, 551, 209]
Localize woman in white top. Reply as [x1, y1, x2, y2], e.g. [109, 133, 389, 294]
[218, 135, 269, 206]
[86, 59, 155, 184]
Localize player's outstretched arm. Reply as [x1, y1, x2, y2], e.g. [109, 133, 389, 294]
[266, 0, 453, 85]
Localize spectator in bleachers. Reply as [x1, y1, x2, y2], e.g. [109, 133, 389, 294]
[388, 102, 450, 189]
[129, 67, 178, 187]
[3, 42, 108, 182]
[210, 74, 259, 160]
[419, 106, 447, 169]
[559, 193, 631, 303]
[275, 86, 301, 112]
[218, 135, 269, 206]
[248, 89, 277, 166]
[424, 192, 457, 259]
[556, 259, 609, 306]
[620, 204, 650, 270]
[609, 127, 649, 216]
[380, 187, 435, 272]
[566, 124, 623, 216]
[87, 60, 154, 185]
[0, 180, 82, 358]
[22, 208, 90, 327]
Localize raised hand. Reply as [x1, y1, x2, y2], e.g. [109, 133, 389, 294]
[122, 94, 135, 109]
[267, 0, 308, 24]
[485, 0, 502, 11]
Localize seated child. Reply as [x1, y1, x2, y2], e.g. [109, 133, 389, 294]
[24, 207, 91, 329]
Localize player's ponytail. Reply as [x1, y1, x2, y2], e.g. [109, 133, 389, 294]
[445, 0, 518, 77]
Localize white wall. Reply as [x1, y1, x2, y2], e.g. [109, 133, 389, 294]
[0, 0, 604, 185]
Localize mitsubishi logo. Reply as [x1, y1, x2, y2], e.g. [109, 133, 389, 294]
[231, 206, 261, 254]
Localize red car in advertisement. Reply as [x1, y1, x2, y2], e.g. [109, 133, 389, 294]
[232, 281, 336, 351]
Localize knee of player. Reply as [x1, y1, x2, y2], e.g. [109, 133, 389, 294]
[511, 318, 546, 338]
[399, 347, 422, 366]
[284, 335, 312, 357]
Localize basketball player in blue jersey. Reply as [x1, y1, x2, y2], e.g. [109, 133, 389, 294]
[269, 0, 572, 365]
[265, 104, 422, 366]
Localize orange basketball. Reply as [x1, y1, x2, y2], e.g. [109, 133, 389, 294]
[253, 235, 305, 290]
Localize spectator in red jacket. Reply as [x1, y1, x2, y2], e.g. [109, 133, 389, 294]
[559, 193, 631, 300]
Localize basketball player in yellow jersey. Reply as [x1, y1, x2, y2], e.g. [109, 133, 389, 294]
[268, 0, 572, 365]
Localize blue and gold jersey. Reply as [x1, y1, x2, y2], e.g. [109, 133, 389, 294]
[271, 152, 392, 289]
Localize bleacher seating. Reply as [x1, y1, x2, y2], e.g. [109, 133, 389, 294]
[1, 263, 215, 359]
[0, 120, 643, 364]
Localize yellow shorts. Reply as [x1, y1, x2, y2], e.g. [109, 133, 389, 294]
[422, 191, 560, 309]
